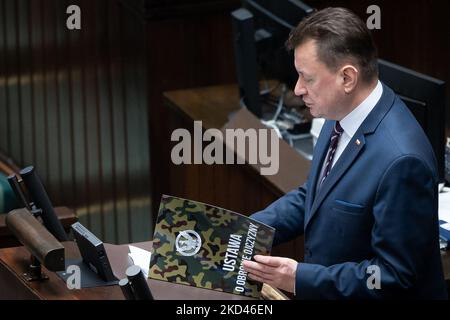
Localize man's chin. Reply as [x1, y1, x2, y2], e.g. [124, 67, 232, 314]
[308, 108, 322, 118]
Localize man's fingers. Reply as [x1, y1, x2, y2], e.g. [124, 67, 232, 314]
[247, 272, 271, 284]
[243, 260, 274, 274]
[253, 255, 281, 267]
[247, 267, 274, 282]
[244, 256, 297, 294]
[242, 260, 275, 281]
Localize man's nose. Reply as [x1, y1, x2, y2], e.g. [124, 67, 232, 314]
[294, 79, 307, 96]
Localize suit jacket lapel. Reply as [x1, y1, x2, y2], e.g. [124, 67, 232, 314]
[305, 82, 396, 229]
[305, 133, 366, 228]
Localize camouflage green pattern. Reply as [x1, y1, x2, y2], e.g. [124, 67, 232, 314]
[149, 195, 275, 299]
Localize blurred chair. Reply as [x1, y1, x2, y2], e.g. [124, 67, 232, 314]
[0, 150, 78, 248]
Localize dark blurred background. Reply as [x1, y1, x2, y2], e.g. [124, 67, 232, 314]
[0, 0, 449, 244]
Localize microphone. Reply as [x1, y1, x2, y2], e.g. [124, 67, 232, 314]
[119, 278, 135, 300]
[124, 265, 154, 300]
[7, 174, 32, 211]
[19, 166, 68, 241]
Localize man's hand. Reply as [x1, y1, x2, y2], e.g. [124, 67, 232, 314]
[242, 255, 298, 293]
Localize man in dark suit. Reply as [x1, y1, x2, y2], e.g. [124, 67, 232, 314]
[243, 7, 447, 299]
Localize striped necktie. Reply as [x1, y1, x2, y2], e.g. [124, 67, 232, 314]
[319, 121, 344, 187]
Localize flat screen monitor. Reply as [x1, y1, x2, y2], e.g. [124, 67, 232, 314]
[243, 0, 314, 88]
[378, 58, 446, 182]
[232, 0, 314, 117]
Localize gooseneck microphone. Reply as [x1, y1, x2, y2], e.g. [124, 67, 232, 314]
[19, 166, 68, 241]
[7, 174, 32, 211]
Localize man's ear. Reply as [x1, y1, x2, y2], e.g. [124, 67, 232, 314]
[340, 65, 359, 94]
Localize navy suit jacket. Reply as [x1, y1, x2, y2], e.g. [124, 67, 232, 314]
[251, 84, 448, 299]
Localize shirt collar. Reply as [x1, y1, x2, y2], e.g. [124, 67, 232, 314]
[339, 80, 383, 138]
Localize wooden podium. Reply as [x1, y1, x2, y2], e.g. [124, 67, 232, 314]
[0, 241, 287, 300]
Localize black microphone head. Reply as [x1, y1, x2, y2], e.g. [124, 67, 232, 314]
[20, 166, 34, 176]
[125, 265, 153, 300]
[125, 265, 142, 279]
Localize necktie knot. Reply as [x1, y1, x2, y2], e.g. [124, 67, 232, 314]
[332, 121, 344, 139]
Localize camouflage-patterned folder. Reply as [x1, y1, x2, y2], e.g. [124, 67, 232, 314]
[149, 195, 275, 299]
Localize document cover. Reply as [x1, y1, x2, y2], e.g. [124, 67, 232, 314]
[148, 195, 275, 298]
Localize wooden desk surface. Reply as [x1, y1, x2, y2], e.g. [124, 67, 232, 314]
[164, 84, 242, 130]
[163, 84, 311, 195]
[0, 241, 286, 300]
[0, 242, 123, 300]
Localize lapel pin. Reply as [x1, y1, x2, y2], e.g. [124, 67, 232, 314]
[356, 139, 361, 145]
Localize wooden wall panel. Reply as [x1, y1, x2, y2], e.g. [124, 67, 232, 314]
[18, 0, 35, 172]
[0, 0, 152, 244]
[55, 0, 75, 208]
[4, 0, 21, 162]
[42, 0, 60, 203]
[0, 1, 8, 151]
[145, 9, 241, 216]
[310, 0, 450, 126]
[96, 1, 115, 243]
